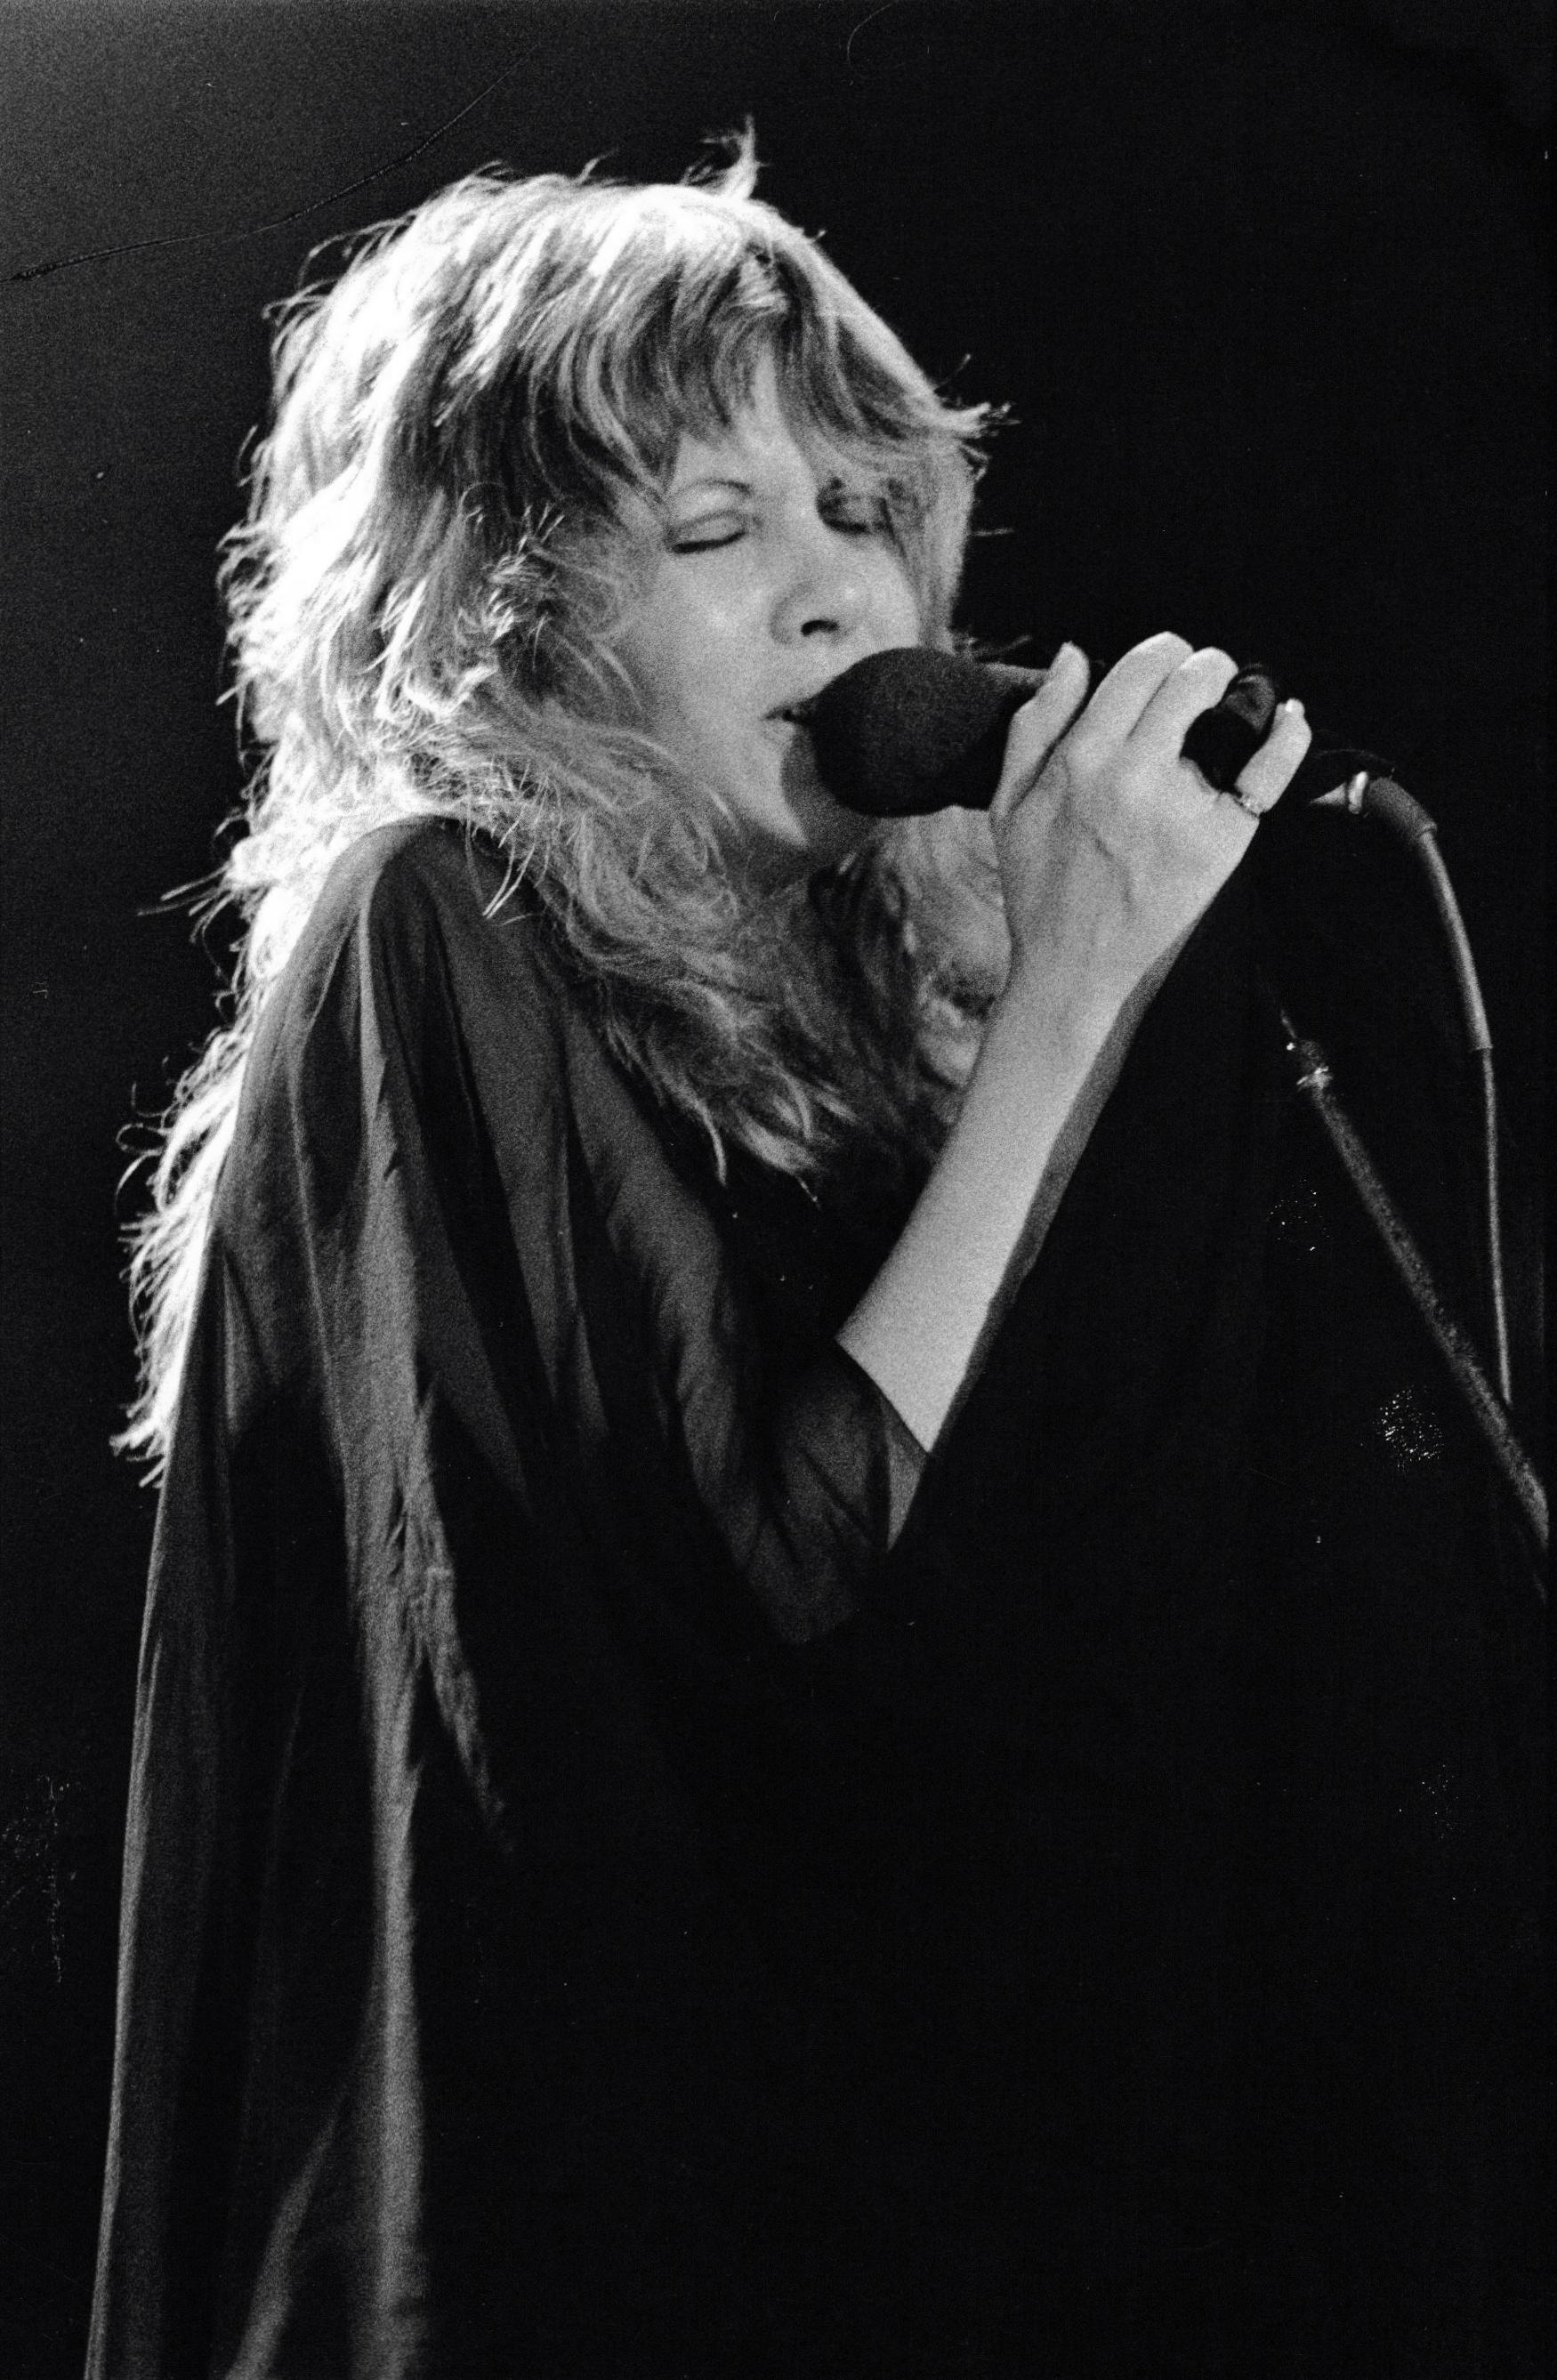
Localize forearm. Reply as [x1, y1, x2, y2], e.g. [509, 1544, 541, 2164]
[839, 634, 1311, 1458]
[837, 964, 1149, 1451]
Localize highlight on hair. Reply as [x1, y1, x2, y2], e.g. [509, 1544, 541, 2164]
[120, 136, 1009, 1473]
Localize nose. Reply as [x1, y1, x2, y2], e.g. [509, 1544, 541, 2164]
[770, 515, 871, 645]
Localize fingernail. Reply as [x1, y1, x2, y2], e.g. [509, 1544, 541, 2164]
[1281, 697, 1306, 717]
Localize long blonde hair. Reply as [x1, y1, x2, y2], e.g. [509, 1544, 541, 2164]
[121, 141, 1009, 1473]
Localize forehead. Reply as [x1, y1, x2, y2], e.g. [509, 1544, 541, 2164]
[664, 352, 856, 489]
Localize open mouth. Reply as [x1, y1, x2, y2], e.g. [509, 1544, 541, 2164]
[770, 664, 857, 730]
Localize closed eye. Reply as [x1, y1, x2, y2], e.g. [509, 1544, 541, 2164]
[666, 517, 747, 553]
[664, 486, 892, 551]
[826, 514, 884, 538]
[819, 485, 893, 537]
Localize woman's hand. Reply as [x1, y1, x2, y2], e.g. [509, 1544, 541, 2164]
[990, 633, 1312, 1025]
[838, 632, 1311, 1454]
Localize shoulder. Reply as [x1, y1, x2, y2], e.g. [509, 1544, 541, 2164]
[298, 814, 524, 982]
[268, 819, 559, 1051]
[238, 819, 577, 1180]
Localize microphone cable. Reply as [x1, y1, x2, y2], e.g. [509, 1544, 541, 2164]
[1311, 771, 1512, 1405]
[1287, 768, 1544, 1569]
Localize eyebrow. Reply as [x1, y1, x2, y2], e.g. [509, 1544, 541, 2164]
[666, 466, 868, 503]
[666, 473, 753, 501]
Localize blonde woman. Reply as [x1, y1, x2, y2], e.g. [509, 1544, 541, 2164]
[90, 145, 1539, 2379]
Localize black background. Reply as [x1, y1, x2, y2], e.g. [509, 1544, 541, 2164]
[0, 3, 1546, 2370]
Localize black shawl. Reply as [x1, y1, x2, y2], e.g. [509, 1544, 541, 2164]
[89, 816, 1546, 2377]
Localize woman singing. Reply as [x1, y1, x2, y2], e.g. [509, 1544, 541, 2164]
[89, 143, 1544, 2377]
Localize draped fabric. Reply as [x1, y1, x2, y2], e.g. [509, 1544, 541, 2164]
[89, 817, 1545, 2378]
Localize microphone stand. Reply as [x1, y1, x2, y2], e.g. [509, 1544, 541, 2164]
[1273, 770, 1545, 1578]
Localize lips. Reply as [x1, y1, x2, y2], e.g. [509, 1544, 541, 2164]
[770, 678, 839, 728]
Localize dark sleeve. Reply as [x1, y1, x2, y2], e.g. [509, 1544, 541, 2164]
[87, 819, 924, 2376]
[303, 819, 922, 1650]
[87, 1227, 253, 2379]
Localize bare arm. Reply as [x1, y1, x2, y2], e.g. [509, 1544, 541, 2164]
[838, 634, 1312, 1451]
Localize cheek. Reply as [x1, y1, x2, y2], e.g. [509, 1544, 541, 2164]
[670, 622, 767, 750]
[628, 589, 755, 732]
[870, 553, 924, 640]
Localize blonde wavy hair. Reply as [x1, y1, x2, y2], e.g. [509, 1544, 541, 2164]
[121, 140, 1011, 1472]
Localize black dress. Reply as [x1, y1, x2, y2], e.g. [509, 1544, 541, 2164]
[88, 817, 1546, 2378]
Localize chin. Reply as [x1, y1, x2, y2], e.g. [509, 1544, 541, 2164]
[777, 766, 866, 860]
[801, 809, 874, 875]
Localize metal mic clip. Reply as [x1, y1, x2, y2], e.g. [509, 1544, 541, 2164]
[1311, 770, 1372, 817]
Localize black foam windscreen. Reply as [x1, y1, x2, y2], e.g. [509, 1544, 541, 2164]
[804, 649, 1290, 817]
[804, 649, 1042, 816]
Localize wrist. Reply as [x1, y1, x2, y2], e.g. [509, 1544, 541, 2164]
[994, 956, 1125, 1061]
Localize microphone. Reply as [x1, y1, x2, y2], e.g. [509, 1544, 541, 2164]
[802, 646, 1384, 819]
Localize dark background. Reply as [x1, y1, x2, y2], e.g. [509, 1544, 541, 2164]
[1, 2, 1546, 2369]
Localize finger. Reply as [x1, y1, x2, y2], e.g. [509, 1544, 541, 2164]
[1232, 697, 1311, 816]
[1071, 631, 1194, 746]
[990, 641, 1091, 826]
[1132, 645, 1239, 766]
